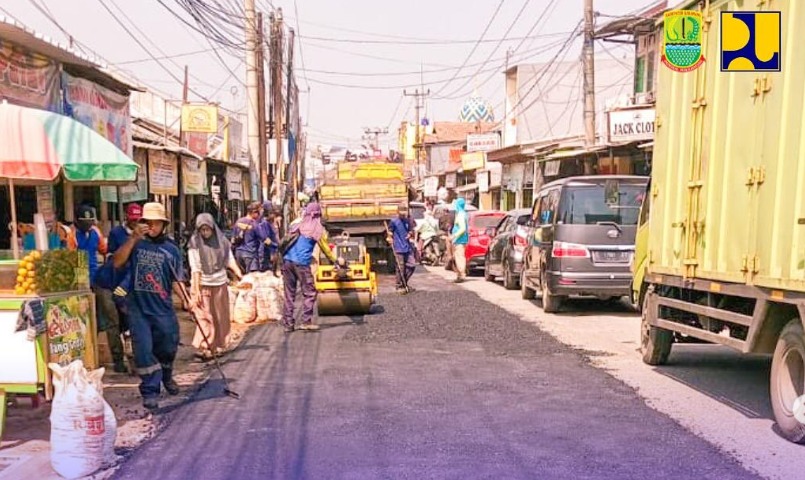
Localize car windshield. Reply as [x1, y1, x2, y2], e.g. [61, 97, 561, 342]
[516, 214, 530, 226]
[472, 215, 504, 229]
[558, 183, 645, 226]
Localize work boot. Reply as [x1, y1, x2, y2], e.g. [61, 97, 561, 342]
[163, 379, 180, 396]
[143, 397, 158, 410]
[299, 324, 320, 332]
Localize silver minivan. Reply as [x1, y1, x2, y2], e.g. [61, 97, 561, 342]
[520, 175, 648, 312]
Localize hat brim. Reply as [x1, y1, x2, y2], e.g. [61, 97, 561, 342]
[141, 215, 170, 223]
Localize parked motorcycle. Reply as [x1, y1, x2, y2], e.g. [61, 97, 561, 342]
[420, 233, 446, 266]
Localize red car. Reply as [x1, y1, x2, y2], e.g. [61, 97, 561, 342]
[464, 211, 506, 273]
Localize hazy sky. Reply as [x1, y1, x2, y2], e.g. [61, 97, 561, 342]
[3, 0, 652, 150]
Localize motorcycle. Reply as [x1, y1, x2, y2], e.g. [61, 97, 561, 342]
[420, 233, 445, 266]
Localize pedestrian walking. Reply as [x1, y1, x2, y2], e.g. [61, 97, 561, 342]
[188, 213, 243, 361]
[450, 198, 470, 283]
[280, 202, 339, 333]
[113, 202, 185, 410]
[232, 201, 262, 273]
[256, 201, 279, 273]
[93, 203, 142, 373]
[389, 206, 416, 293]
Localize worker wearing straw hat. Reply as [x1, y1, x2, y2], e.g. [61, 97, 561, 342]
[113, 202, 185, 410]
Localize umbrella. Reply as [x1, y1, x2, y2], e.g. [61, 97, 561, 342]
[0, 101, 139, 259]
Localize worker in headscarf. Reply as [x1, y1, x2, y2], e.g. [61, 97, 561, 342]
[188, 213, 243, 361]
[450, 198, 470, 283]
[280, 202, 339, 333]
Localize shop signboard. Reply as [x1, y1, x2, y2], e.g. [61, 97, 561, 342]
[461, 151, 486, 171]
[423, 177, 439, 197]
[446, 173, 457, 189]
[182, 157, 208, 195]
[119, 149, 149, 203]
[36, 185, 55, 224]
[607, 107, 655, 143]
[148, 150, 179, 196]
[477, 170, 490, 193]
[62, 73, 131, 156]
[186, 132, 209, 157]
[44, 293, 96, 367]
[226, 166, 244, 200]
[0, 41, 61, 111]
[466, 133, 500, 153]
[181, 104, 218, 133]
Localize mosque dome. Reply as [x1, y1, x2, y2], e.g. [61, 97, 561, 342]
[459, 95, 495, 123]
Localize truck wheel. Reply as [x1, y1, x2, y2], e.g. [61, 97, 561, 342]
[520, 270, 536, 300]
[640, 289, 673, 365]
[541, 271, 564, 313]
[770, 318, 805, 443]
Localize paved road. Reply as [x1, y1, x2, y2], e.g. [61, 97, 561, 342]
[115, 270, 757, 480]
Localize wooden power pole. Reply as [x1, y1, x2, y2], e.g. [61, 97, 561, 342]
[582, 0, 596, 174]
[270, 11, 285, 206]
[256, 12, 268, 202]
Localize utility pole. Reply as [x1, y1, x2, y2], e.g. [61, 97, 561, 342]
[363, 127, 388, 151]
[245, 0, 264, 200]
[284, 27, 296, 220]
[270, 10, 285, 207]
[582, 0, 596, 174]
[403, 88, 429, 183]
[256, 13, 268, 203]
[178, 65, 189, 228]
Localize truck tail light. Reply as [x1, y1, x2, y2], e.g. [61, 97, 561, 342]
[552, 241, 590, 258]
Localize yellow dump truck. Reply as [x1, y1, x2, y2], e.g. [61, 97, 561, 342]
[632, 1, 805, 442]
[318, 162, 410, 272]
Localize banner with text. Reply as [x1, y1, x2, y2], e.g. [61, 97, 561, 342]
[148, 150, 179, 196]
[226, 166, 244, 200]
[182, 157, 208, 195]
[0, 41, 61, 111]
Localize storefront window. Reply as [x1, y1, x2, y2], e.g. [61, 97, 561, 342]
[522, 188, 533, 210]
[634, 57, 646, 94]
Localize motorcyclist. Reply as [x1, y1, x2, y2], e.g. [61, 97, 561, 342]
[415, 209, 440, 264]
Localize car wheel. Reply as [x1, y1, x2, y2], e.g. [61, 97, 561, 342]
[503, 261, 517, 290]
[540, 270, 564, 313]
[484, 256, 495, 282]
[520, 269, 536, 300]
[770, 318, 805, 443]
[640, 287, 673, 366]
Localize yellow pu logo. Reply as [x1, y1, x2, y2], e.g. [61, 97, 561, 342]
[721, 11, 781, 72]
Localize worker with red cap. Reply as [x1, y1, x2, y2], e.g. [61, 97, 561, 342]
[94, 203, 143, 373]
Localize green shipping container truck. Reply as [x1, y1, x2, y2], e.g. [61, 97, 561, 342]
[632, 0, 805, 442]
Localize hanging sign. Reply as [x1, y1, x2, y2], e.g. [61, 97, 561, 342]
[461, 151, 486, 171]
[182, 157, 209, 195]
[0, 42, 61, 111]
[62, 72, 131, 156]
[477, 170, 490, 193]
[36, 185, 55, 224]
[148, 150, 179, 196]
[181, 104, 218, 133]
[446, 173, 457, 189]
[119, 149, 149, 203]
[226, 166, 244, 200]
[423, 177, 439, 197]
[466, 133, 500, 153]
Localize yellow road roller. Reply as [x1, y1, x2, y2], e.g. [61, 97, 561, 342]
[316, 233, 377, 315]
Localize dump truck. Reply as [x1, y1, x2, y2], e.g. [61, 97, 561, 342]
[318, 161, 410, 273]
[632, 1, 805, 442]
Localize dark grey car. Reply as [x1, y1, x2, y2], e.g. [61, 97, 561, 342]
[484, 209, 532, 290]
[520, 175, 648, 313]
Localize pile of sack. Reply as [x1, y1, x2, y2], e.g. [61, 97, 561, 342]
[49, 360, 117, 479]
[231, 272, 284, 324]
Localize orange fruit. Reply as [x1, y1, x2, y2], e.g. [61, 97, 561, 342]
[18, 268, 27, 276]
[14, 287, 25, 295]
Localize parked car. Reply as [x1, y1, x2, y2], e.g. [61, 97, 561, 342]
[464, 211, 506, 273]
[484, 209, 532, 289]
[520, 175, 648, 313]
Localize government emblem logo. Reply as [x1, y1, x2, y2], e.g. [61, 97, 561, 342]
[721, 11, 781, 72]
[662, 10, 705, 72]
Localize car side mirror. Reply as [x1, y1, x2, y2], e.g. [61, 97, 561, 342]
[524, 219, 534, 228]
[485, 227, 497, 237]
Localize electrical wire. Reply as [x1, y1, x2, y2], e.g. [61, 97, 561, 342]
[298, 30, 572, 45]
[291, 0, 310, 92]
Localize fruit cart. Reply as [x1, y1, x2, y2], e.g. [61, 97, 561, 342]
[0, 249, 97, 440]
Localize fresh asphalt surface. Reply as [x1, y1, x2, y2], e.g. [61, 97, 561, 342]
[114, 270, 759, 480]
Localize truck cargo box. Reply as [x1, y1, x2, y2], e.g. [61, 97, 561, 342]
[649, 0, 804, 292]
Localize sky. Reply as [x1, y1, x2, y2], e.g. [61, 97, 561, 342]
[2, 0, 653, 151]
